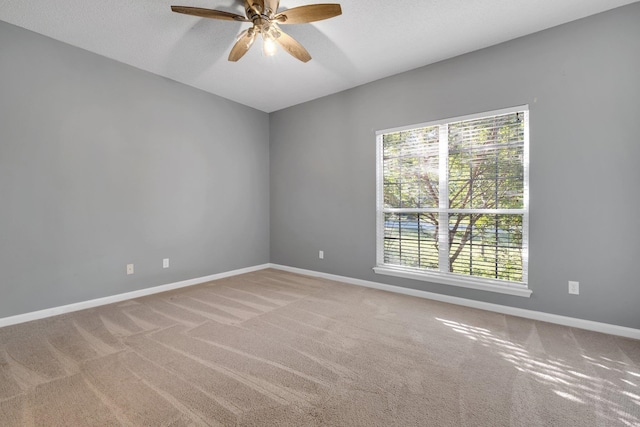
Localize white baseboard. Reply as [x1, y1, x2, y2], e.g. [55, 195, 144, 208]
[268, 264, 640, 341]
[0, 264, 271, 329]
[3, 262, 638, 341]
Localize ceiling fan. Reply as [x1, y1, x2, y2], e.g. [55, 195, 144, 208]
[171, 1, 342, 62]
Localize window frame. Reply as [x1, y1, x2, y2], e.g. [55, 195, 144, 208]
[374, 106, 531, 298]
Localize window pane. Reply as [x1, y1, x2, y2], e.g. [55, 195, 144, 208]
[384, 213, 439, 270]
[448, 113, 524, 209]
[383, 127, 439, 208]
[448, 214, 523, 282]
[378, 108, 528, 287]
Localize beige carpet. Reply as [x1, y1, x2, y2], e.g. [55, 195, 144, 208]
[0, 269, 638, 426]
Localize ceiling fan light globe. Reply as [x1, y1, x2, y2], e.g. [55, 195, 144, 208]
[262, 36, 277, 56]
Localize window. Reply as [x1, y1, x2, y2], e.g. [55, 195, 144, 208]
[374, 106, 530, 297]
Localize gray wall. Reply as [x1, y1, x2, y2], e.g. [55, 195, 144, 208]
[270, 3, 640, 329]
[0, 21, 270, 318]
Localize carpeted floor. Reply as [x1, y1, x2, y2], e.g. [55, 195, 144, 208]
[0, 269, 638, 426]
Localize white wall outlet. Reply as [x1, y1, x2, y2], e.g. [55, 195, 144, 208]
[568, 281, 579, 295]
[319, 250, 324, 259]
[127, 264, 134, 275]
[163, 258, 170, 269]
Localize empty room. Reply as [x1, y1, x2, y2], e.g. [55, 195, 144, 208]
[1, 0, 639, 425]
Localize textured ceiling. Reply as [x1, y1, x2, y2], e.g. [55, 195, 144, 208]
[1, 0, 636, 112]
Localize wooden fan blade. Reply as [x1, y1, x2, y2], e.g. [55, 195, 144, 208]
[263, 0, 280, 17]
[274, 4, 342, 24]
[171, 6, 248, 21]
[246, 0, 264, 15]
[229, 30, 257, 62]
[275, 29, 311, 62]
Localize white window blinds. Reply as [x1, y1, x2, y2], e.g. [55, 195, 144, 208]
[376, 107, 529, 290]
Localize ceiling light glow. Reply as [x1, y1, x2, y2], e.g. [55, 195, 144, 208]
[262, 32, 277, 56]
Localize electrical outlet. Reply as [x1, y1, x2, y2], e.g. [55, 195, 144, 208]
[319, 250, 324, 259]
[127, 264, 134, 275]
[163, 258, 170, 269]
[568, 281, 579, 295]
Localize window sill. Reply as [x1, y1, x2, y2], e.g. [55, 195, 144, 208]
[373, 266, 532, 298]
